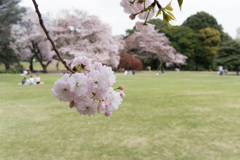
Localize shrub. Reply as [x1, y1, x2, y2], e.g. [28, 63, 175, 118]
[0, 69, 20, 73]
[118, 54, 143, 71]
[131, 57, 143, 70]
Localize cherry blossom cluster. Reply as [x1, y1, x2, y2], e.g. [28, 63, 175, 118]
[51, 56, 125, 117]
[120, 0, 182, 33]
[120, 0, 156, 33]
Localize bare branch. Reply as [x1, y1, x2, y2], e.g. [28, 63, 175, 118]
[31, 0, 74, 73]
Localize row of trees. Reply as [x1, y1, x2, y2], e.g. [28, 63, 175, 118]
[125, 11, 240, 74]
[1, 0, 187, 73]
[0, 1, 124, 73]
[2, 1, 238, 74]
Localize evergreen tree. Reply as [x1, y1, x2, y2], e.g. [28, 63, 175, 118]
[0, 0, 25, 70]
[215, 40, 240, 75]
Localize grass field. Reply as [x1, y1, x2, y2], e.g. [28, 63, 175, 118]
[0, 72, 240, 160]
[0, 62, 66, 71]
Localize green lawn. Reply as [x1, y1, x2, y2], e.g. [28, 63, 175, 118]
[0, 72, 240, 160]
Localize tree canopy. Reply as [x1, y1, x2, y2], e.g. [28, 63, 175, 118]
[0, 0, 25, 70]
[182, 11, 223, 33]
[215, 40, 240, 75]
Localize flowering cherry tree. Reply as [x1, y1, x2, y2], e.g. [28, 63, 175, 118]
[11, 9, 54, 73]
[125, 29, 187, 70]
[51, 10, 122, 68]
[31, 0, 183, 117]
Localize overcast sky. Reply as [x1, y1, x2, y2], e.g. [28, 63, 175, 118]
[21, 0, 240, 38]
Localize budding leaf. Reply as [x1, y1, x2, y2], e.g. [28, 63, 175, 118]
[162, 10, 169, 23]
[177, 0, 183, 10]
[156, 9, 161, 17]
[166, 11, 176, 20]
[162, 9, 175, 24]
[165, 1, 173, 11]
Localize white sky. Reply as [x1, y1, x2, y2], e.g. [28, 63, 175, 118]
[21, 0, 240, 38]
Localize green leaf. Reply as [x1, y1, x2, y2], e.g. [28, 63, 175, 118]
[162, 9, 176, 24]
[162, 10, 169, 24]
[166, 11, 176, 20]
[165, 1, 173, 11]
[177, 0, 183, 10]
[156, 9, 162, 17]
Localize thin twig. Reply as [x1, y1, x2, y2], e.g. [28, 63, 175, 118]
[32, 0, 74, 73]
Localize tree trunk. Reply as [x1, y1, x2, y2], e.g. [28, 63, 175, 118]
[161, 64, 165, 74]
[157, 61, 165, 74]
[42, 65, 47, 73]
[40, 60, 51, 73]
[4, 62, 10, 70]
[56, 61, 59, 71]
[29, 56, 34, 71]
[236, 65, 239, 75]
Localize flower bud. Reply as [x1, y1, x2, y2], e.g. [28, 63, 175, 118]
[119, 85, 124, 90]
[120, 91, 125, 98]
[105, 111, 112, 117]
[129, 14, 135, 20]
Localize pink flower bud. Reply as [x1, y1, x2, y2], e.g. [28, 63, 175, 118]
[120, 91, 125, 98]
[129, 14, 135, 20]
[105, 111, 112, 117]
[119, 85, 124, 90]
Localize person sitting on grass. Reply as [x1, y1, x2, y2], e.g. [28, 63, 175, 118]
[21, 77, 27, 85]
[35, 74, 41, 85]
[29, 76, 35, 85]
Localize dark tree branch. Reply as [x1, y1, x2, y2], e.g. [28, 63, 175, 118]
[31, 0, 74, 73]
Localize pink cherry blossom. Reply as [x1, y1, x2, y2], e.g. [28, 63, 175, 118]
[100, 66, 116, 86]
[91, 62, 103, 71]
[138, 9, 155, 20]
[51, 74, 73, 102]
[135, 21, 155, 33]
[87, 70, 108, 92]
[71, 56, 91, 74]
[107, 91, 122, 111]
[97, 101, 106, 113]
[51, 56, 125, 117]
[76, 98, 98, 117]
[120, 0, 139, 14]
[69, 73, 88, 98]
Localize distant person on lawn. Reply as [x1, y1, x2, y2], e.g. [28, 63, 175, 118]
[35, 74, 41, 85]
[21, 77, 27, 85]
[218, 65, 223, 76]
[29, 76, 35, 85]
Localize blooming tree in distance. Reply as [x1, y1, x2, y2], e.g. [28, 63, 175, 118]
[51, 10, 122, 68]
[125, 29, 187, 70]
[31, 0, 183, 117]
[11, 8, 54, 73]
